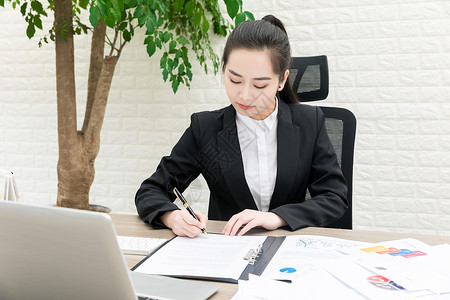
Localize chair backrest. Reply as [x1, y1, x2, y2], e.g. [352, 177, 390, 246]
[320, 106, 356, 229]
[289, 56, 356, 229]
[289, 55, 329, 102]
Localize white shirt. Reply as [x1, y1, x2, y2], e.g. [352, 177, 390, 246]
[235, 100, 278, 211]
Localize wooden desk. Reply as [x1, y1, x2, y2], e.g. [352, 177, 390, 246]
[111, 214, 450, 300]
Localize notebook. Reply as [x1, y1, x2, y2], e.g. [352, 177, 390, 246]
[0, 201, 218, 300]
[117, 235, 168, 255]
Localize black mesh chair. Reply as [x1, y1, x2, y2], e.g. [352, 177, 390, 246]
[289, 55, 356, 229]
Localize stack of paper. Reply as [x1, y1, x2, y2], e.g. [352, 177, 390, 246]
[234, 236, 450, 299]
[0, 169, 19, 202]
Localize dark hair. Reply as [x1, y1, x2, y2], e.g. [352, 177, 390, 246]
[222, 15, 299, 104]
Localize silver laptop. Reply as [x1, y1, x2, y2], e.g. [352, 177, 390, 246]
[0, 201, 218, 300]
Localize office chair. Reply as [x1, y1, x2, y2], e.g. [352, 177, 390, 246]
[289, 56, 356, 229]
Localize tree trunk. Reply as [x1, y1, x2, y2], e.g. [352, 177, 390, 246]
[54, 0, 119, 210]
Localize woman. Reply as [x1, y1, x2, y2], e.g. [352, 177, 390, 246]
[135, 15, 348, 237]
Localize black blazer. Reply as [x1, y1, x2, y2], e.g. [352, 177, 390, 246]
[135, 101, 348, 231]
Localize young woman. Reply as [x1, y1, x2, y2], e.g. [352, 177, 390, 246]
[135, 15, 348, 237]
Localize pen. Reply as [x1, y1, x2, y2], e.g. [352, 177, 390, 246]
[173, 187, 208, 236]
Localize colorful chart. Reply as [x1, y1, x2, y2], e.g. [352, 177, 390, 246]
[360, 245, 427, 258]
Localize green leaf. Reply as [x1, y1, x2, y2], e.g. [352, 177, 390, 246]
[167, 58, 173, 71]
[160, 52, 168, 68]
[137, 15, 146, 27]
[202, 17, 209, 32]
[176, 37, 189, 44]
[157, 0, 167, 15]
[168, 22, 176, 30]
[193, 12, 201, 26]
[30, 0, 45, 15]
[185, 0, 194, 16]
[26, 23, 36, 38]
[79, 0, 88, 9]
[173, 0, 184, 12]
[147, 8, 157, 27]
[162, 68, 169, 81]
[0, 0, 4, 7]
[109, 7, 121, 22]
[147, 42, 156, 57]
[89, 6, 101, 28]
[144, 35, 154, 44]
[34, 15, 43, 30]
[123, 29, 131, 41]
[133, 6, 145, 19]
[178, 63, 185, 74]
[175, 49, 182, 59]
[244, 11, 255, 20]
[97, 0, 108, 16]
[157, 15, 164, 27]
[118, 22, 127, 31]
[105, 13, 116, 28]
[162, 31, 171, 43]
[172, 80, 180, 93]
[145, 20, 155, 34]
[225, 0, 239, 19]
[155, 38, 162, 49]
[20, 2, 27, 16]
[169, 40, 176, 51]
[112, 0, 124, 12]
[235, 12, 245, 26]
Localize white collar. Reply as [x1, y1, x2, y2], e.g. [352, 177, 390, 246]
[236, 98, 278, 131]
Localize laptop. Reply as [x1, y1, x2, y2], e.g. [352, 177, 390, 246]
[0, 201, 218, 300]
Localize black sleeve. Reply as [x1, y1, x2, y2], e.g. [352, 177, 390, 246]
[135, 114, 203, 228]
[271, 107, 348, 230]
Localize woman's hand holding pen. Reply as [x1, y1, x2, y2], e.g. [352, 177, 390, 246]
[222, 209, 287, 236]
[160, 209, 208, 238]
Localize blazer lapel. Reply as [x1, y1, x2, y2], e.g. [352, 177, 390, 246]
[217, 106, 258, 211]
[270, 101, 300, 209]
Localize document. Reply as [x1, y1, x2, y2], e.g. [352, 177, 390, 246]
[133, 234, 450, 298]
[134, 234, 267, 282]
[324, 239, 450, 298]
[260, 235, 367, 282]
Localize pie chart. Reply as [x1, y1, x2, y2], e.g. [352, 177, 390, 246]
[279, 267, 297, 273]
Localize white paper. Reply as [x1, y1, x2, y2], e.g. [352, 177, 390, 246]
[324, 257, 424, 299]
[134, 234, 266, 280]
[231, 274, 302, 300]
[332, 239, 450, 297]
[260, 235, 368, 282]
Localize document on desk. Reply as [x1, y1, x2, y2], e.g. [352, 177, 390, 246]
[133, 234, 268, 283]
[324, 239, 450, 298]
[260, 235, 368, 282]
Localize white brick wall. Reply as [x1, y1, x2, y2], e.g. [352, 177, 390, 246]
[1, 1, 450, 237]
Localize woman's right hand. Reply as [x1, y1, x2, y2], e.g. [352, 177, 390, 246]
[160, 209, 208, 238]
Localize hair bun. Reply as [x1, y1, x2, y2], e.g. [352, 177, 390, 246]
[262, 15, 288, 35]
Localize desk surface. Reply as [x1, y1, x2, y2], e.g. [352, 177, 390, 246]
[111, 214, 450, 300]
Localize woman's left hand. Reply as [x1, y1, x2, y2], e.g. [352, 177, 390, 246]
[222, 209, 287, 236]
